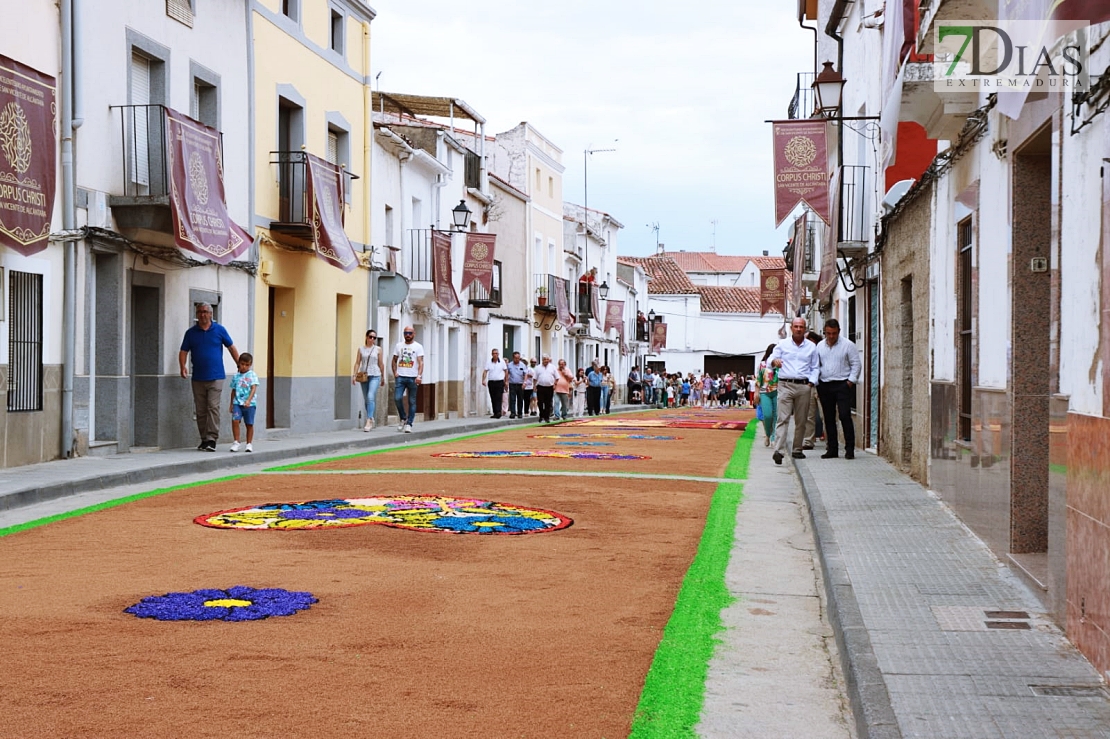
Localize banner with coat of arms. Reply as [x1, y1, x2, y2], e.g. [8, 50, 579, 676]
[432, 230, 461, 313]
[305, 153, 357, 272]
[604, 300, 624, 335]
[772, 120, 830, 228]
[0, 55, 56, 256]
[650, 322, 667, 353]
[461, 232, 496, 292]
[760, 269, 786, 317]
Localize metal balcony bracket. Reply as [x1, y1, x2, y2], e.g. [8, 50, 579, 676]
[835, 251, 861, 293]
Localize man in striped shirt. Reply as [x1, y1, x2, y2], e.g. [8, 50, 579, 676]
[816, 318, 862, 459]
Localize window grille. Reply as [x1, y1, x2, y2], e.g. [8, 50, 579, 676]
[7, 271, 43, 412]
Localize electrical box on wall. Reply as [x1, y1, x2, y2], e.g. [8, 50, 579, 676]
[1030, 257, 1048, 273]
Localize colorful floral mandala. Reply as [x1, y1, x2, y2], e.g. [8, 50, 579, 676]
[555, 441, 615, 447]
[529, 433, 679, 440]
[431, 450, 649, 460]
[124, 586, 316, 622]
[195, 496, 572, 535]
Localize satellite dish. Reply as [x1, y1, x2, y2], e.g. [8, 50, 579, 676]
[376, 273, 410, 306]
[882, 179, 915, 213]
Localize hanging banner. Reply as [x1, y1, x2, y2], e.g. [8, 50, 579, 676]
[591, 284, 601, 326]
[772, 120, 830, 227]
[1054, 0, 1110, 23]
[461, 232, 496, 292]
[432, 230, 460, 313]
[604, 300, 624, 334]
[553, 276, 573, 326]
[815, 169, 842, 306]
[650, 322, 667, 353]
[760, 269, 787, 318]
[166, 108, 239, 264]
[791, 214, 806, 311]
[0, 55, 56, 256]
[305, 153, 357, 272]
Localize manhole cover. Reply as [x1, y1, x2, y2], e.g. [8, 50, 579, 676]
[1029, 685, 1109, 698]
[985, 620, 1031, 630]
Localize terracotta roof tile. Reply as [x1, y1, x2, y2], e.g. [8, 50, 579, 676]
[747, 256, 788, 270]
[697, 286, 763, 313]
[619, 255, 700, 294]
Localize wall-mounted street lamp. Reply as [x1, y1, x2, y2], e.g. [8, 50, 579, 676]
[813, 61, 847, 118]
[598, 280, 610, 300]
[451, 200, 472, 231]
[648, 308, 656, 322]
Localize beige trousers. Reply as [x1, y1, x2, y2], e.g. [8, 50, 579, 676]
[773, 381, 812, 456]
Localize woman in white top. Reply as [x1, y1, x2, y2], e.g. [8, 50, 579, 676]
[573, 368, 588, 417]
[352, 329, 385, 430]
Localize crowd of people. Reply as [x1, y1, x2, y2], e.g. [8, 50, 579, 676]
[482, 354, 621, 422]
[630, 368, 759, 410]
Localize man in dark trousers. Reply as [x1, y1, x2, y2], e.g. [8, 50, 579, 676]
[816, 318, 862, 459]
[179, 302, 239, 451]
[482, 348, 507, 419]
[506, 351, 529, 418]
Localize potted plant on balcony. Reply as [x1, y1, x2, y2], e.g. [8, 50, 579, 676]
[536, 285, 548, 306]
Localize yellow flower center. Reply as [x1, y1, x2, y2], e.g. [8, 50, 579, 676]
[203, 598, 253, 608]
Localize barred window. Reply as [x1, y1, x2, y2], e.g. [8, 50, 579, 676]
[7, 270, 43, 412]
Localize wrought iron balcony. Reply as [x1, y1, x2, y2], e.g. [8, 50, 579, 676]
[469, 260, 502, 308]
[788, 72, 816, 120]
[838, 165, 870, 258]
[405, 228, 435, 282]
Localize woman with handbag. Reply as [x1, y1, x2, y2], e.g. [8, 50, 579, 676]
[754, 343, 779, 447]
[352, 329, 385, 431]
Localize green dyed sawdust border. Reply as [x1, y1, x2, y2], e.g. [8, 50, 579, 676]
[0, 475, 247, 539]
[629, 422, 755, 738]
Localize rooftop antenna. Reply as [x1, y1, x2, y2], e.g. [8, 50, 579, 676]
[710, 219, 718, 252]
[375, 71, 383, 114]
[647, 222, 661, 253]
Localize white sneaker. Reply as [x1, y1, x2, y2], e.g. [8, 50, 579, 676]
[245, 443, 253, 453]
[363, 421, 372, 432]
[229, 441, 240, 452]
[398, 422, 406, 432]
[403, 424, 413, 433]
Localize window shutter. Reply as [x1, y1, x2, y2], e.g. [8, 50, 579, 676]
[166, 0, 194, 27]
[129, 52, 151, 187]
[327, 131, 339, 165]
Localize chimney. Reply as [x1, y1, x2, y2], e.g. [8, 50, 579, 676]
[762, 250, 769, 256]
[656, 242, 665, 255]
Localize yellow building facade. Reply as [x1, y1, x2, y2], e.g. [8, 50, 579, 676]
[250, 0, 375, 432]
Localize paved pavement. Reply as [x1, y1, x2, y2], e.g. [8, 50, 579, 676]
[791, 442, 1110, 739]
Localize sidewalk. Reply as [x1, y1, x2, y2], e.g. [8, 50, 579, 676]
[793, 447, 1110, 739]
[0, 406, 639, 515]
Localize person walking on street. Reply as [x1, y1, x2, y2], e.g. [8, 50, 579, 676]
[228, 353, 259, 452]
[522, 359, 536, 417]
[573, 368, 588, 416]
[654, 370, 666, 408]
[533, 355, 557, 422]
[817, 318, 862, 459]
[391, 326, 424, 433]
[352, 329, 385, 431]
[179, 302, 239, 452]
[586, 360, 604, 416]
[482, 348, 508, 419]
[506, 351, 529, 418]
[554, 359, 575, 420]
[754, 343, 779, 447]
[803, 331, 825, 449]
[769, 317, 819, 465]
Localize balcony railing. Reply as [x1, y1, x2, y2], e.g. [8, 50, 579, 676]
[636, 324, 649, 343]
[533, 273, 570, 311]
[788, 72, 816, 120]
[271, 151, 308, 224]
[469, 260, 502, 307]
[839, 165, 870, 250]
[114, 104, 171, 197]
[406, 229, 435, 282]
[576, 281, 596, 321]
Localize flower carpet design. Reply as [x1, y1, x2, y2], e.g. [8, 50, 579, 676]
[529, 433, 680, 440]
[195, 496, 572, 535]
[563, 418, 748, 430]
[124, 586, 317, 622]
[555, 441, 615, 447]
[431, 450, 650, 461]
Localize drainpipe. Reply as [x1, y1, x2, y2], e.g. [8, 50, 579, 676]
[245, 0, 257, 353]
[800, 4, 817, 74]
[60, 0, 78, 457]
[825, 0, 847, 170]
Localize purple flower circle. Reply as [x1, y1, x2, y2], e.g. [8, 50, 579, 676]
[124, 586, 316, 622]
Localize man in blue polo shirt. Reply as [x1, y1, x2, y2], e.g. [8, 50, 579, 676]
[179, 302, 239, 451]
[586, 359, 604, 416]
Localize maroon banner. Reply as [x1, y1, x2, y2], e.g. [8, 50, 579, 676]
[815, 169, 842, 306]
[772, 120, 830, 227]
[166, 108, 239, 264]
[791, 214, 806, 311]
[553, 276, 573, 326]
[461, 232, 496, 292]
[432, 230, 460, 313]
[650, 322, 667, 353]
[760, 269, 787, 318]
[0, 55, 56, 256]
[604, 300, 624, 334]
[305, 153, 357, 272]
[1050, 0, 1110, 23]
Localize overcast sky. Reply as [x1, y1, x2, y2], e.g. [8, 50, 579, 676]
[370, 0, 814, 258]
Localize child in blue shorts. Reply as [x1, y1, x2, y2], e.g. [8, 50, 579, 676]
[229, 352, 259, 452]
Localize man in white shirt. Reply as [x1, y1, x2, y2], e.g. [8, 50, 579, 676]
[817, 318, 862, 459]
[532, 355, 558, 423]
[391, 326, 424, 433]
[482, 348, 508, 420]
[769, 317, 820, 464]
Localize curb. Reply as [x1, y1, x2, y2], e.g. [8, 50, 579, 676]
[1, 406, 650, 513]
[792, 457, 902, 739]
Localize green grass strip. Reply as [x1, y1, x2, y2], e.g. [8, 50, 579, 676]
[0, 475, 247, 539]
[629, 421, 755, 738]
[264, 426, 534, 472]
